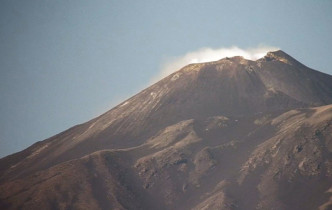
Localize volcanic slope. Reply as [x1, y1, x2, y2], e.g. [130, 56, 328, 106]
[1, 50, 332, 210]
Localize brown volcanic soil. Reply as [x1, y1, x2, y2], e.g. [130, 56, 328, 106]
[1, 50, 332, 210]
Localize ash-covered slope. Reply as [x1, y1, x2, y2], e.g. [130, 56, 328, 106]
[1, 50, 332, 210]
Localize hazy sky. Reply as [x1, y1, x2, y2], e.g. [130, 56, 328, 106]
[1, 0, 332, 158]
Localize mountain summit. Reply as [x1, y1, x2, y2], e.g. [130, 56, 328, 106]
[1, 50, 332, 210]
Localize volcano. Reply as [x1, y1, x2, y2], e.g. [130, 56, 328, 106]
[1, 50, 332, 210]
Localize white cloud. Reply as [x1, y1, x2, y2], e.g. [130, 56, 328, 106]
[151, 45, 279, 83]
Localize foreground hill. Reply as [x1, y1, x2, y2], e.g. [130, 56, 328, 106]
[1, 50, 332, 210]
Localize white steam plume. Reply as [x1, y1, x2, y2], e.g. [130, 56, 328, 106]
[151, 45, 279, 83]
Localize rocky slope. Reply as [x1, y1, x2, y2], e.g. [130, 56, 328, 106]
[1, 50, 332, 210]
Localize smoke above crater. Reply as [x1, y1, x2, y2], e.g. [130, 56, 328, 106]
[151, 45, 279, 83]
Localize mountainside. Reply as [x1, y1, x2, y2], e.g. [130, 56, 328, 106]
[1, 50, 332, 210]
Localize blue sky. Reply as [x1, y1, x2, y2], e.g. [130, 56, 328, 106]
[1, 0, 332, 157]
